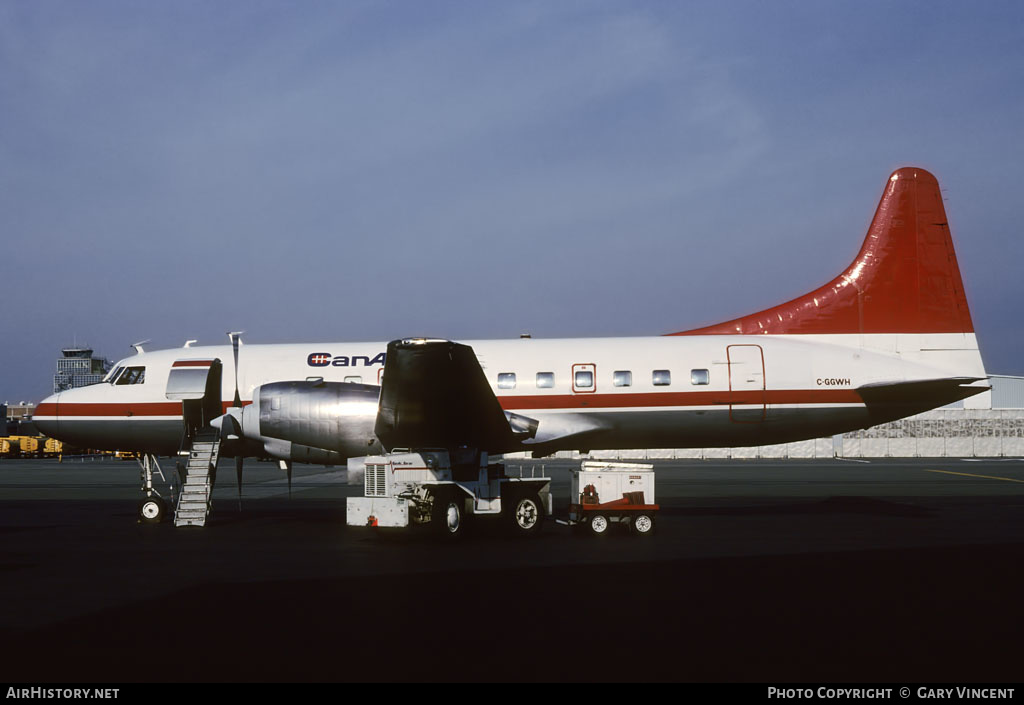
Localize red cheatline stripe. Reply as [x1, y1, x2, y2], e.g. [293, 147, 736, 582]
[47, 400, 252, 417]
[54, 402, 182, 417]
[497, 389, 862, 410]
[172, 360, 215, 368]
[47, 390, 860, 417]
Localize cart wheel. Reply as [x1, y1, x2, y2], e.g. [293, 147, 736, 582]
[589, 513, 610, 536]
[432, 493, 464, 539]
[508, 494, 544, 536]
[631, 513, 655, 536]
[138, 496, 166, 524]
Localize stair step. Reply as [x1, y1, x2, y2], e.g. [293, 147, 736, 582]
[177, 493, 208, 503]
[174, 433, 221, 528]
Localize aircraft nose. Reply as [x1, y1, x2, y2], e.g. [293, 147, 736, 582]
[34, 392, 61, 438]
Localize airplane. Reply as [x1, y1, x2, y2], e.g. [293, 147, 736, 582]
[33, 167, 988, 523]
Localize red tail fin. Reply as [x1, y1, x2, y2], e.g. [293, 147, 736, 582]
[670, 167, 974, 336]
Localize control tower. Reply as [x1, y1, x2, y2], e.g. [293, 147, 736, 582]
[53, 347, 111, 393]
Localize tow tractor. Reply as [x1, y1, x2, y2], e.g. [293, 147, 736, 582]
[346, 451, 659, 537]
[346, 450, 552, 537]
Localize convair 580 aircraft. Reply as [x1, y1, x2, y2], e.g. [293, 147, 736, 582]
[35, 168, 988, 520]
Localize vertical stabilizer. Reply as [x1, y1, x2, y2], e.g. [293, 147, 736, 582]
[671, 168, 974, 336]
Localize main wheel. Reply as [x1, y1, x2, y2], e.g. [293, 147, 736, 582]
[508, 494, 544, 536]
[588, 513, 610, 536]
[631, 513, 655, 536]
[432, 493, 464, 539]
[138, 496, 166, 524]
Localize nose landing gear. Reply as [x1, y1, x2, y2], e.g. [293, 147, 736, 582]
[137, 453, 174, 524]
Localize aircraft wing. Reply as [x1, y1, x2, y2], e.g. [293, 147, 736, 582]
[374, 339, 537, 453]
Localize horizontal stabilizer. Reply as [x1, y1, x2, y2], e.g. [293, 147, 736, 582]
[856, 377, 988, 424]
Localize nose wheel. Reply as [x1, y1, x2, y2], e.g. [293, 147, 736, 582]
[138, 495, 167, 524]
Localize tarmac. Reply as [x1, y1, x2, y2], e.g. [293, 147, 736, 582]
[1, 456, 1022, 682]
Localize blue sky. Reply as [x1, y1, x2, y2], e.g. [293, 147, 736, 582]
[2, 1, 1022, 403]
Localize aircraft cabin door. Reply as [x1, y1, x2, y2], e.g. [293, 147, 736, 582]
[726, 345, 765, 423]
[166, 359, 224, 440]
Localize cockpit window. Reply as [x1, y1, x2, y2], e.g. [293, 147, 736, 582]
[115, 366, 146, 385]
[106, 366, 124, 384]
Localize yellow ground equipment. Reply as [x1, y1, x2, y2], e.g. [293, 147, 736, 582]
[11, 436, 40, 457]
[0, 438, 18, 457]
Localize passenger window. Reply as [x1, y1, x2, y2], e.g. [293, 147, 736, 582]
[497, 373, 517, 389]
[652, 370, 671, 386]
[536, 372, 554, 389]
[613, 371, 632, 387]
[574, 370, 594, 389]
[344, 376, 362, 384]
[691, 369, 710, 385]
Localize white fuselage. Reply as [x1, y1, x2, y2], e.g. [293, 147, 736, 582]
[34, 332, 985, 458]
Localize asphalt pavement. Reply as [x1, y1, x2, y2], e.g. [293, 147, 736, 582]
[1, 456, 1022, 682]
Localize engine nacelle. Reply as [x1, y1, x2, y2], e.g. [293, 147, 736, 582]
[241, 380, 383, 463]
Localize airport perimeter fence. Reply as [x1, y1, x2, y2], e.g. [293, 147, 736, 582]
[504, 409, 1024, 460]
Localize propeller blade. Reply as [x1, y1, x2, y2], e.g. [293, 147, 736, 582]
[226, 333, 245, 511]
[227, 331, 244, 408]
[235, 455, 243, 511]
[279, 459, 293, 500]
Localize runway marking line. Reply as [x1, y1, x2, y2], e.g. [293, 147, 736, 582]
[925, 468, 1024, 484]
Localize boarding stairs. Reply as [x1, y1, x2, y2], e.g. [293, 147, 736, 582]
[174, 429, 221, 527]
